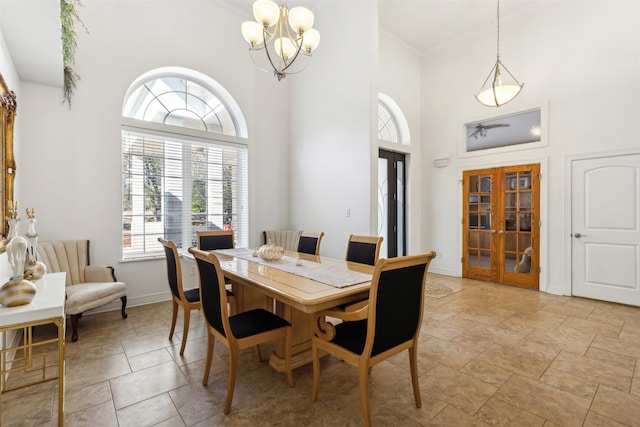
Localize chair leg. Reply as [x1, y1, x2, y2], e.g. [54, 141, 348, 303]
[358, 361, 372, 427]
[202, 332, 215, 386]
[311, 338, 320, 401]
[179, 306, 191, 355]
[224, 348, 239, 415]
[70, 313, 82, 342]
[120, 296, 128, 319]
[169, 300, 178, 341]
[409, 345, 422, 408]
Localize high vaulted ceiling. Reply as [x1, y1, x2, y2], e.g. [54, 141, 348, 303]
[0, 0, 538, 88]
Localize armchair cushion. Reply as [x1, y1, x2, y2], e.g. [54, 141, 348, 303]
[65, 281, 127, 315]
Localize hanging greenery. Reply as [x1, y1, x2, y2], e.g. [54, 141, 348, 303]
[60, 0, 87, 106]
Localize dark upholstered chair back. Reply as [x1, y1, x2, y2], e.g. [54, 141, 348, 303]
[297, 231, 324, 255]
[345, 235, 383, 266]
[159, 238, 182, 300]
[192, 250, 227, 337]
[370, 263, 428, 356]
[197, 230, 235, 251]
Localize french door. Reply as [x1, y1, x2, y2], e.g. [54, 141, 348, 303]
[463, 164, 540, 289]
[378, 149, 405, 258]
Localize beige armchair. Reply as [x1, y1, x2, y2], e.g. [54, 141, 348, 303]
[262, 230, 302, 251]
[36, 240, 127, 342]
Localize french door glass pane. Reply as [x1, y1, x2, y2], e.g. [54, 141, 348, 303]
[377, 157, 388, 258]
[397, 160, 405, 256]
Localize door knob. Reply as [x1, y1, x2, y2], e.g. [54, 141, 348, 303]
[498, 230, 504, 234]
[491, 229, 497, 234]
[574, 233, 585, 238]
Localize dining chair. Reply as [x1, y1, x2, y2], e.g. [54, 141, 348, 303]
[158, 237, 201, 356]
[297, 231, 325, 255]
[188, 247, 294, 415]
[196, 229, 236, 314]
[345, 234, 383, 266]
[312, 251, 437, 427]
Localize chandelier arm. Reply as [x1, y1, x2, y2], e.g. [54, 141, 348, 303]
[281, 33, 305, 73]
[262, 32, 284, 78]
[496, 59, 523, 87]
[476, 60, 498, 93]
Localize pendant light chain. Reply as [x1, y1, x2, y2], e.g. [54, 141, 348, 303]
[496, 0, 500, 60]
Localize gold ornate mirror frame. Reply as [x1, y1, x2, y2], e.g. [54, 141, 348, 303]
[0, 73, 17, 251]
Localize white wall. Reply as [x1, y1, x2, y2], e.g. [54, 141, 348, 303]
[17, 1, 290, 307]
[288, 0, 377, 259]
[378, 30, 422, 255]
[420, 1, 640, 294]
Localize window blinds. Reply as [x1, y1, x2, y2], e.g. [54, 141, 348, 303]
[122, 129, 248, 258]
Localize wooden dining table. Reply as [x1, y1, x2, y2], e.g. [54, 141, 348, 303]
[183, 249, 373, 372]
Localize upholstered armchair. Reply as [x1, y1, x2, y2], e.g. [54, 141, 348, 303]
[36, 240, 127, 342]
[262, 230, 302, 251]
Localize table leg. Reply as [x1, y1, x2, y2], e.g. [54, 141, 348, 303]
[269, 301, 315, 372]
[56, 317, 65, 427]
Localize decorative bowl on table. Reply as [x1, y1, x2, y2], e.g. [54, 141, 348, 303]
[258, 241, 284, 261]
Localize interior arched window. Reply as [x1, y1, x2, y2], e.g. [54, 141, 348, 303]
[378, 94, 410, 146]
[378, 101, 399, 144]
[123, 76, 239, 135]
[121, 68, 248, 259]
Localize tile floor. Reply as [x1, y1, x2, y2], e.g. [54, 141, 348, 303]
[3, 274, 640, 426]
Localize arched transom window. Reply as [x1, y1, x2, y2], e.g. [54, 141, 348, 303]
[378, 101, 399, 144]
[378, 93, 410, 146]
[123, 77, 237, 135]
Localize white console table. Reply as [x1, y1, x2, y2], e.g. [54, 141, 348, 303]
[0, 272, 66, 426]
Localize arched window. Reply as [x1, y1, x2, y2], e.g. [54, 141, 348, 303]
[378, 101, 399, 143]
[121, 67, 248, 259]
[378, 93, 410, 146]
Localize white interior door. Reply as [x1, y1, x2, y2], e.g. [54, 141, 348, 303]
[572, 154, 640, 305]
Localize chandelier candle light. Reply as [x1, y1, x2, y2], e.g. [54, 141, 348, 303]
[475, 0, 523, 107]
[241, 0, 320, 81]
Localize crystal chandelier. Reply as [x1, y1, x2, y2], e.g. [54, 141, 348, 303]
[241, 0, 320, 81]
[475, 0, 523, 107]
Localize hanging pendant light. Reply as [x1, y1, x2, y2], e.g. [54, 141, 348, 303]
[241, 0, 320, 81]
[475, 0, 523, 107]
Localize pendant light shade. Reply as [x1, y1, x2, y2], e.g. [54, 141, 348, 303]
[475, 0, 523, 107]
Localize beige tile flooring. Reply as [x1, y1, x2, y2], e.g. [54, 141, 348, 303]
[4, 274, 640, 426]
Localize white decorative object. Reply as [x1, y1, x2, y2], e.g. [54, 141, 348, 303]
[6, 199, 19, 240]
[258, 240, 284, 261]
[24, 208, 47, 280]
[0, 236, 37, 307]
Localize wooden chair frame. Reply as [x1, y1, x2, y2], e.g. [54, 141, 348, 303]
[312, 252, 437, 427]
[159, 237, 201, 356]
[189, 248, 294, 415]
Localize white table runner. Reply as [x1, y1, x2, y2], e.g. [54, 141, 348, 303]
[214, 248, 372, 288]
